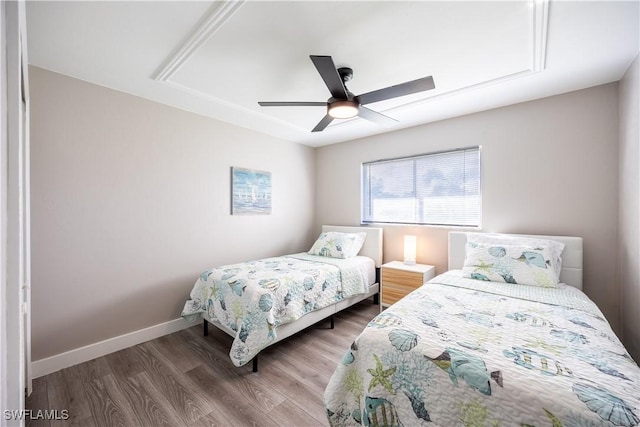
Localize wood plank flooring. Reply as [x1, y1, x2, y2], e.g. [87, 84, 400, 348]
[26, 299, 380, 427]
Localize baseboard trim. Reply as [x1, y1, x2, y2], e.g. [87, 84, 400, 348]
[31, 317, 199, 378]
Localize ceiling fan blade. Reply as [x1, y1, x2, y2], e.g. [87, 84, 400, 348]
[358, 106, 398, 126]
[356, 76, 435, 105]
[311, 114, 334, 132]
[310, 55, 348, 99]
[258, 101, 326, 107]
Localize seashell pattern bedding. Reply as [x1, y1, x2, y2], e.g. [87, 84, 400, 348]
[324, 270, 640, 427]
[182, 253, 374, 367]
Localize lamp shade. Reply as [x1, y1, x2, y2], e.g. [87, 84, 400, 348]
[404, 235, 417, 265]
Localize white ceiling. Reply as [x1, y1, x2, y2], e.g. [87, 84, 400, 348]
[26, 1, 639, 147]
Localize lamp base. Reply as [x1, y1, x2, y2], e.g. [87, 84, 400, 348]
[403, 260, 416, 265]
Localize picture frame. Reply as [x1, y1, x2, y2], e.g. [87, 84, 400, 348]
[231, 167, 272, 215]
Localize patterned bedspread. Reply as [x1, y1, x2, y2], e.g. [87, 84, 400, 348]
[324, 270, 640, 427]
[182, 253, 372, 367]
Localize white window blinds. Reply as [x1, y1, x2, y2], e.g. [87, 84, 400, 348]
[362, 147, 481, 227]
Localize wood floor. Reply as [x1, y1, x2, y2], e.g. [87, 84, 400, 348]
[26, 299, 380, 427]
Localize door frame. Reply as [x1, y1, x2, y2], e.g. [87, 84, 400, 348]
[1, 0, 31, 424]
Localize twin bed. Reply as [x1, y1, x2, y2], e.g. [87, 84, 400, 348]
[182, 225, 383, 371]
[324, 231, 640, 427]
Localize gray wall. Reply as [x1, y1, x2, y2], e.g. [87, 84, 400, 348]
[619, 54, 639, 362]
[316, 83, 621, 332]
[29, 66, 316, 361]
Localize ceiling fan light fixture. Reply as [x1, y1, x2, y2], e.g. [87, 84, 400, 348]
[257, 55, 435, 132]
[328, 100, 359, 119]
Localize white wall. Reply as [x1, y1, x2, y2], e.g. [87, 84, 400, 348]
[29, 66, 316, 361]
[618, 53, 639, 362]
[316, 84, 620, 332]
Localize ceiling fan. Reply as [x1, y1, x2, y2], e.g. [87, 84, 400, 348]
[258, 55, 436, 132]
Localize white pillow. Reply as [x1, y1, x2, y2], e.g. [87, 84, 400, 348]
[466, 233, 564, 280]
[308, 231, 366, 259]
[462, 242, 559, 288]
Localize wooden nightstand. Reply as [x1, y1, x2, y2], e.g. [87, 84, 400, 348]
[381, 261, 435, 307]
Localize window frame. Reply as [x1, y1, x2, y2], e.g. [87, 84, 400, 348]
[360, 146, 482, 228]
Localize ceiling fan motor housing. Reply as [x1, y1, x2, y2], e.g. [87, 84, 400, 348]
[338, 67, 353, 83]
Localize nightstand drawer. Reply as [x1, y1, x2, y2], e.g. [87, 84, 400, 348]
[382, 268, 425, 287]
[381, 281, 420, 306]
[381, 261, 435, 308]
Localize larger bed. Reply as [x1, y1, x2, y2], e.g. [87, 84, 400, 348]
[324, 231, 640, 427]
[181, 225, 382, 370]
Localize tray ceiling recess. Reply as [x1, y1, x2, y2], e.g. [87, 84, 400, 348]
[152, 0, 549, 145]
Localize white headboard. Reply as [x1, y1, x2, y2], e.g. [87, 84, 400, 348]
[322, 225, 383, 267]
[448, 232, 584, 290]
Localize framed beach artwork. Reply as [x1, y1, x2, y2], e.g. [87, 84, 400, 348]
[231, 167, 272, 215]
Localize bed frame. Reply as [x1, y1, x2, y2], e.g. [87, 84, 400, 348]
[448, 231, 584, 290]
[203, 225, 383, 371]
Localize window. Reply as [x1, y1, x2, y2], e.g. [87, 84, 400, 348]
[361, 147, 481, 227]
